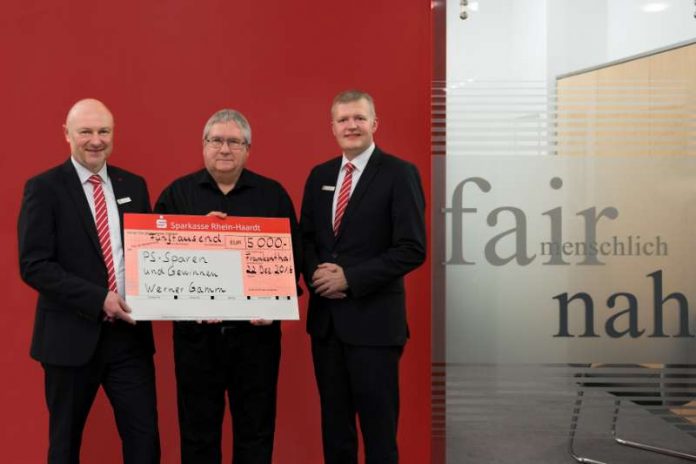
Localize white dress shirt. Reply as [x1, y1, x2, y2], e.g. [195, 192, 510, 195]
[332, 143, 375, 223]
[71, 157, 125, 296]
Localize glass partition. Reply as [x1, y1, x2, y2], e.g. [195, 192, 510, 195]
[433, 1, 696, 462]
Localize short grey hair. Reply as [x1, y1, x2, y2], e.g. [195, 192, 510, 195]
[202, 109, 252, 146]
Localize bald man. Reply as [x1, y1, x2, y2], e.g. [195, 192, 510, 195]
[18, 99, 160, 463]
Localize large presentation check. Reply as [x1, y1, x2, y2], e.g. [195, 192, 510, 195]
[123, 214, 299, 320]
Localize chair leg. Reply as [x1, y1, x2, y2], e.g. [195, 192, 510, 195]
[609, 399, 621, 440]
[568, 389, 609, 464]
[611, 399, 696, 461]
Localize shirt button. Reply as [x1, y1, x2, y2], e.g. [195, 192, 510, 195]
[331, 253, 338, 259]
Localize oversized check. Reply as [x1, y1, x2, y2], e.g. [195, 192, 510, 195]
[123, 214, 299, 320]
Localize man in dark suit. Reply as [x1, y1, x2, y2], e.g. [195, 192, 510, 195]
[18, 99, 160, 464]
[300, 90, 426, 464]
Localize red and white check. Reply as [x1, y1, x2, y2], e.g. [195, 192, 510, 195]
[123, 213, 299, 321]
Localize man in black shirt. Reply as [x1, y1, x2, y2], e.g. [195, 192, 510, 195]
[155, 109, 300, 464]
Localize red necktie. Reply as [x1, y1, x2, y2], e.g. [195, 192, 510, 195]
[333, 163, 355, 235]
[88, 175, 118, 293]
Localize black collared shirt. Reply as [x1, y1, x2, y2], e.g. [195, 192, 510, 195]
[154, 168, 302, 327]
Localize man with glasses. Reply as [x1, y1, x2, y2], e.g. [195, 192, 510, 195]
[155, 109, 300, 464]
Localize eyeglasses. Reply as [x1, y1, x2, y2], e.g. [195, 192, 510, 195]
[205, 137, 248, 151]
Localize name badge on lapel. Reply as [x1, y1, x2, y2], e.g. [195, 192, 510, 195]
[117, 197, 132, 205]
[322, 185, 336, 192]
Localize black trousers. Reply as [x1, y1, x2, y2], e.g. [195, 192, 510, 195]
[312, 332, 403, 464]
[174, 323, 281, 464]
[43, 322, 160, 464]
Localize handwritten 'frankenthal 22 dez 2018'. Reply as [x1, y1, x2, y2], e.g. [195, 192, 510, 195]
[123, 213, 299, 321]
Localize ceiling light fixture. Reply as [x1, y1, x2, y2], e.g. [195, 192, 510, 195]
[641, 2, 669, 13]
[460, 0, 469, 20]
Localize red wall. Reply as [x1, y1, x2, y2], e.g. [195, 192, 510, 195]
[1, 2, 431, 462]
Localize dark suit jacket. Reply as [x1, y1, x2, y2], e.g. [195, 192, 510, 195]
[18, 159, 155, 366]
[300, 146, 426, 346]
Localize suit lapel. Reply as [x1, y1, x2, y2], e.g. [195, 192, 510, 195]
[110, 169, 128, 238]
[60, 160, 102, 254]
[334, 148, 382, 240]
[109, 167, 143, 241]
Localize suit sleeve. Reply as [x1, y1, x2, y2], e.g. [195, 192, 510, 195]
[18, 177, 106, 320]
[343, 163, 426, 298]
[139, 176, 153, 214]
[277, 185, 303, 296]
[300, 167, 321, 289]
